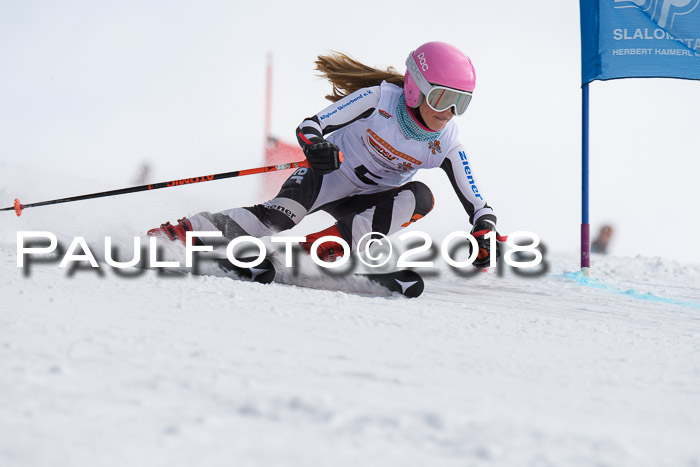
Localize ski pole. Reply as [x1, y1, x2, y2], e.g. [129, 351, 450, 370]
[1, 157, 334, 217]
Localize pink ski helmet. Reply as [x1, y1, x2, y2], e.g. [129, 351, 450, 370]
[404, 42, 476, 115]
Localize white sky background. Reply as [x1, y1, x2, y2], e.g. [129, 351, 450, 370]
[1, 0, 698, 265]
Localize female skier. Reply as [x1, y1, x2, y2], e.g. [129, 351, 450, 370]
[149, 41, 500, 267]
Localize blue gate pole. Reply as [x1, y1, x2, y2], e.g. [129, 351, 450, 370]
[581, 83, 591, 276]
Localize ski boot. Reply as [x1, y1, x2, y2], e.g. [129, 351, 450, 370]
[147, 217, 201, 246]
[300, 225, 345, 262]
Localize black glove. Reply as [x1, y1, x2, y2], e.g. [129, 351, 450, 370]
[304, 140, 341, 175]
[470, 219, 502, 268]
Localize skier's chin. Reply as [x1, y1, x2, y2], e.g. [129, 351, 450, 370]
[430, 120, 448, 132]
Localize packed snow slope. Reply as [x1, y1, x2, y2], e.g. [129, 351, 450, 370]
[2, 163, 700, 467]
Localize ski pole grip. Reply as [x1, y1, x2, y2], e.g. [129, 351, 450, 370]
[296, 151, 341, 170]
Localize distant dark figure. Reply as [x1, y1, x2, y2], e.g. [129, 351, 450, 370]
[591, 224, 614, 254]
[133, 163, 152, 185]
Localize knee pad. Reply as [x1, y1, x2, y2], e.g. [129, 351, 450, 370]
[395, 181, 434, 228]
[405, 181, 435, 217]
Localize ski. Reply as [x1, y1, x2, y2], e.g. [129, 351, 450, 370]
[356, 270, 424, 298]
[202, 256, 423, 298]
[208, 257, 276, 284]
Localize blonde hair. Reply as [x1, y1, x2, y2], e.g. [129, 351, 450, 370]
[315, 52, 405, 103]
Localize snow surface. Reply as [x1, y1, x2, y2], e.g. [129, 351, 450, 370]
[2, 163, 700, 466]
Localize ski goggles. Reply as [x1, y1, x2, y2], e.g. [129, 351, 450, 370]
[424, 86, 472, 115]
[406, 54, 473, 115]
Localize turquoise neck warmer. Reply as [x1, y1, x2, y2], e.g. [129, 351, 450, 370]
[396, 93, 442, 142]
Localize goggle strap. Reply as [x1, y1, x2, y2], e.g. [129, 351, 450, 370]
[405, 53, 435, 96]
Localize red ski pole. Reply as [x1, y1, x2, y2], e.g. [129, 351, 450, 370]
[1, 157, 337, 217]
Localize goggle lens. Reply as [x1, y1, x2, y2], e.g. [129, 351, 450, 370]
[426, 86, 472, 115]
